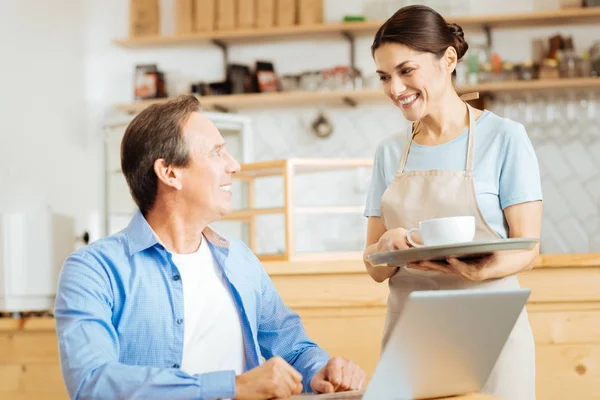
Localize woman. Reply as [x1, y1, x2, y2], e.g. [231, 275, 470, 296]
[362, 5, 542, 400]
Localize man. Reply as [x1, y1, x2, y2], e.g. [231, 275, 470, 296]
[55, 95, 366, 400]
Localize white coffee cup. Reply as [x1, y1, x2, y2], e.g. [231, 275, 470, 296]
[406, 216, 476, 248]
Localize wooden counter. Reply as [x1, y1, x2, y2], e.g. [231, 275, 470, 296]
[264, 254, 600, 400]
[1, 254, 598, 400]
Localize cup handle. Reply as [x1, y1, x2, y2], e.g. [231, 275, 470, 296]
[406, 228, 423, 248]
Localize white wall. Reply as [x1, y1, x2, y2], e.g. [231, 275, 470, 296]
[2, 0, 599, 253]
[0, 0, 96, 242]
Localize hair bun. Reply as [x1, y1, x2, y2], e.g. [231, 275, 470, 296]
[447, 23, 464, 38]
[447, 23, 468, 60]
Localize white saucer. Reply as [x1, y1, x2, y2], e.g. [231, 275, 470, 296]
[366, 238, 539, 267]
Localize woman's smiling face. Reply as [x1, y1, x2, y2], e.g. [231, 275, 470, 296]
[373, 42, 455, 122]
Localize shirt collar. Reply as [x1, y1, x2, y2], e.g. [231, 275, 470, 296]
[124, 210, 231, 256]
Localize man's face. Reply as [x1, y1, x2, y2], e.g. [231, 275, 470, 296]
[178, 112, 240, 220]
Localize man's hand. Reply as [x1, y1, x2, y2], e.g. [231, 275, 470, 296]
[311, 357, 367, 394]
[235, 356, 303, 400]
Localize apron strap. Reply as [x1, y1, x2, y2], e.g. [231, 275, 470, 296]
[398, 121, 417, 173]
[465, 103, 476, 174]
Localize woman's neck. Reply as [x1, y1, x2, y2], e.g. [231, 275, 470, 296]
[414, 90, 469, 146]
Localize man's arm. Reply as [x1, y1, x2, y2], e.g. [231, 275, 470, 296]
[253, 254, 330, 392]
[54, 253, 235, 400]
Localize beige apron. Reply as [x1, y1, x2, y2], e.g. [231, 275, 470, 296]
[379, 103, 536, 399]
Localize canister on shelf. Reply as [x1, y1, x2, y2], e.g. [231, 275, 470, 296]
[479, 63, 492, 83]
[502, 62, 516, 81]
[467, 53, 479, 84]
[518, 60, 535, 80]
[491, 53, 503, 81]
[579, 51, 593, 77]
[557, 49, 578, 78]
[539, 58, 560, 80]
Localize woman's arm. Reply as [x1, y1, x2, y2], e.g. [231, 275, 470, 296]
[363, 217, 411, 283]
[416, 200, 542, 281]
[474, 200, 542, 280]
[364, 217, 396, 283]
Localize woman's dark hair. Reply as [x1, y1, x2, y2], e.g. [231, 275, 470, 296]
[371, 5, 469, 65]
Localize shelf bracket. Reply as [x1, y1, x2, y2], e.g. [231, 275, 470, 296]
[483, 24, 492, 49]
[341, 31, 356, 76]
[342, 96, 357, 108]
[211, 103, 230, 113]
[212, 39, 229, 68]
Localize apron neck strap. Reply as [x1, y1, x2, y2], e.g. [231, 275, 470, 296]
[398, 122, 416, 173]
[398, 101, 477, 174]
[465, 103, 476, 173]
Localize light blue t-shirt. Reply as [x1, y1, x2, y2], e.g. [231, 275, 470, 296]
[364, 110, 543, 238]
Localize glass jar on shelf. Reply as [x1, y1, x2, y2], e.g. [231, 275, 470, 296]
[466, 53, 479, 84]
[466, 45, 488, 84]
[479, 63, 492, 83]
[454, 61, 468, 86]
[588, 41, 600, 77]
[539, 58, 560, 80]
[578, 52, 593, 78]
[557, 49, 578, 79]
[490, 53, 503, 82]
[502, 62, 517, 81]
[518, 60, 535, 80]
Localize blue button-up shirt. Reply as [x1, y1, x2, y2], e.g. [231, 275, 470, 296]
[55, 211, 330, 399]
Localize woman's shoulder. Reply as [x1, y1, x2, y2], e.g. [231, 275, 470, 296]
[477, 110, 530, 145]
[373, 134, 405, 165]
[376, 133, 406, 154]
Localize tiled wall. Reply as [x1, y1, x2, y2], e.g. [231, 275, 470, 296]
[234, 103, 405, 255]
[239, 91, 600, 255]
[494, 91, 600, 254]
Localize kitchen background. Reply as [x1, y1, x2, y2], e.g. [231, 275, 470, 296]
[2, 0, 600, 264]
[2, 2, 600, 399]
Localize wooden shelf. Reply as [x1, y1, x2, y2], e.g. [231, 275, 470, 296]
[234, 158, 373, 179]
[114, 8, 600, 47]
[222, 207, 284, 221]
[459, 77, 600, 93]
[295, 206, 365, 214]
[115, 77, 600, 113]
[223, 205, 365, 221]
[452, 7, 600, 28]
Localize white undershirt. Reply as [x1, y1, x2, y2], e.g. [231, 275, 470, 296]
[170, 235, 245, 376]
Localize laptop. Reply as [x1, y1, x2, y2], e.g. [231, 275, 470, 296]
[291, 288, 531, 400]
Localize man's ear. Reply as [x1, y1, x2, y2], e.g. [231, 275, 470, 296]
[154, 159, 183, 190]
[443, 46, 458, 75]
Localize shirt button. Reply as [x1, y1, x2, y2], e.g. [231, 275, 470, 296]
[172, 363, 180, 368]
[177, 318, 184, 325]
[173, 274, 180, 281]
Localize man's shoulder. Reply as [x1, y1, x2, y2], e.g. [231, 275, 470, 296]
[57, 231, 132, 297]
[65, 230, 130, 268]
